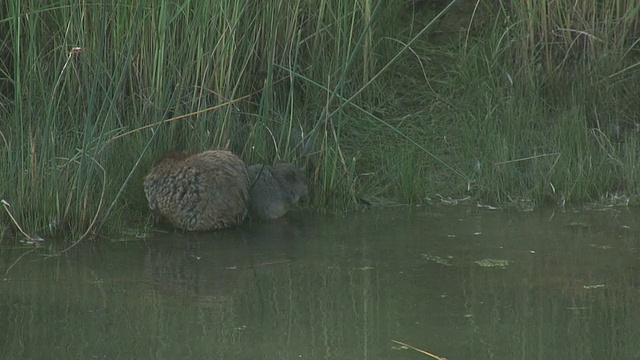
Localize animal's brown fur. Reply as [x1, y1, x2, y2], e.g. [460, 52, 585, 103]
[143, 150, 250, 231]
[248, 163, 308, 220]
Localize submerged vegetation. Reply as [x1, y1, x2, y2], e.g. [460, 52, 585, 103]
[0, 0, 639, 240]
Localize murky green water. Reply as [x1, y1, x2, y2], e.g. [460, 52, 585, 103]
[1, 206, 639, 359]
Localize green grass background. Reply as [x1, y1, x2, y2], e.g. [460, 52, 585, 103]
[0, 0, 639, 240]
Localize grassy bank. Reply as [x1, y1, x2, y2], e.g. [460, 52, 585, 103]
[0, 0, 639, 241]
[391, 0, 640, 206]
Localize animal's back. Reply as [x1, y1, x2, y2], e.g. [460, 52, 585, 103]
[144, 150, 250, 231]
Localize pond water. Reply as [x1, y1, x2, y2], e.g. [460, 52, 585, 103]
[1, 206, 639, 359]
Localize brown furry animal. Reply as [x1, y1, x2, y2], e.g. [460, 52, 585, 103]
[143, 150, 250, 231]
[248, 163, 309, 220]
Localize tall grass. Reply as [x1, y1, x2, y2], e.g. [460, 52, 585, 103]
[0, 0, 639, 241]
[0, 0, 400, 241]
[454, 0, 640, 204]
[346, 0, 640, 206]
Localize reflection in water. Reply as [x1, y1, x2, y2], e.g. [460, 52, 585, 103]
[1, 206, 639, 359]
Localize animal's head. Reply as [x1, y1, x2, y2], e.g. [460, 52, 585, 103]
[273, 163, 309, 203]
